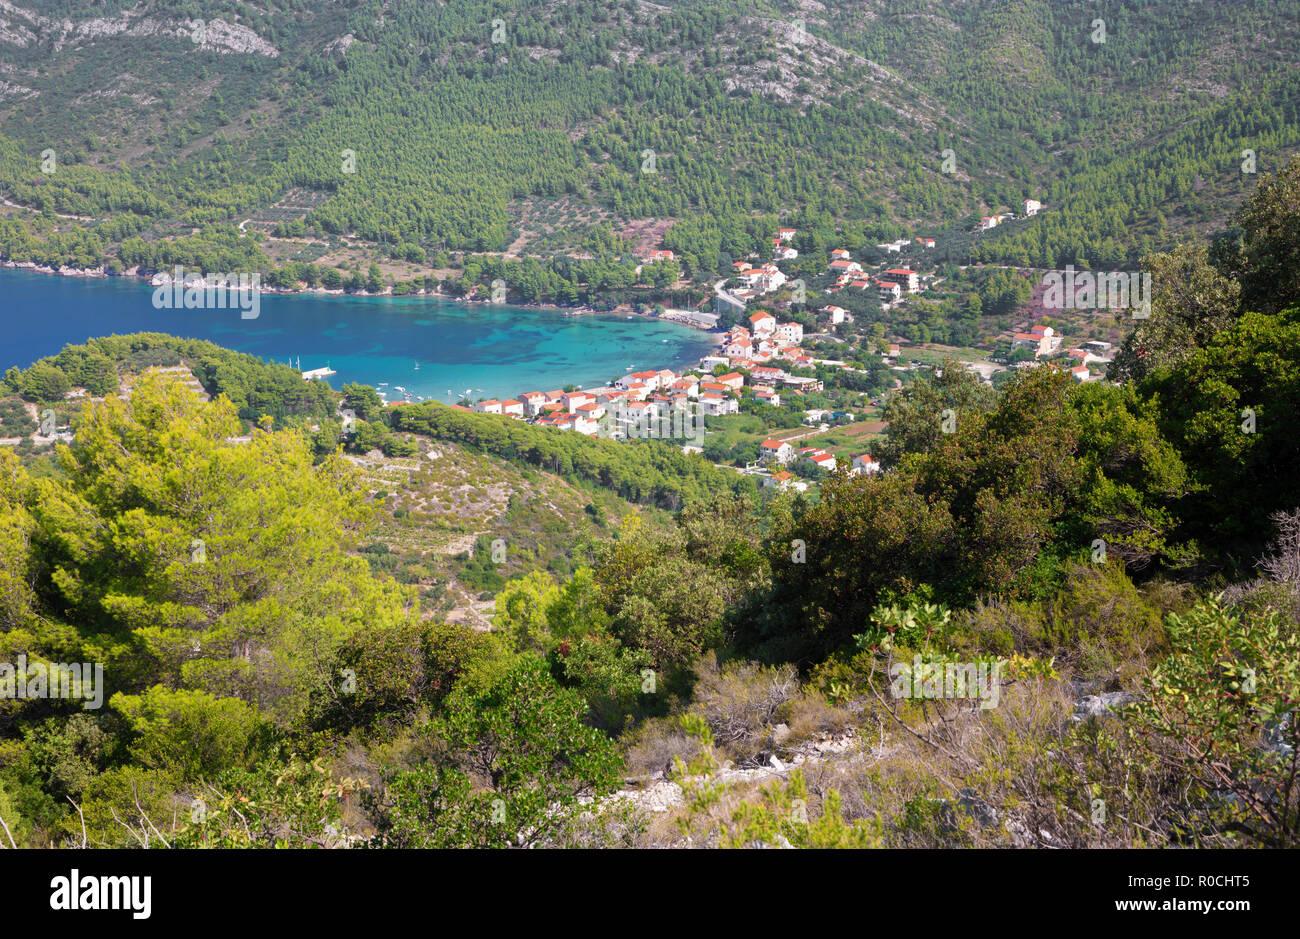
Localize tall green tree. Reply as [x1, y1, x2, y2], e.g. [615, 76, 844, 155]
[366, 657, 622, 848]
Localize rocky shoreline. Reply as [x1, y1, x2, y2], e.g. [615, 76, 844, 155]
[2, 259, 692, 317]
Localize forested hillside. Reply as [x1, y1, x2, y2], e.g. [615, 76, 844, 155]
[2, 0, 1298, 273]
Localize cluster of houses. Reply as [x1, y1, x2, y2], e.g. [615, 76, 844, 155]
[757, 437, 881, 488]
[1011, 324, 1064, 358]
[1009, 327, 1114, 382]
[466, 366, 738, 436]
[456, 302, 834, 440]
[824, 250, 925, 307]
[1062, 339, 1113, 382]
[770, 228, 799, 261]
[714, 225, 941, 315]
[709, 310, 827, 393]
[710, 227, 803, 301]
[729, 261, 788, 298]
[978, 199, 1043, 232]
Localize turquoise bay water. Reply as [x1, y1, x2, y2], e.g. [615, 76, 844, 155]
[0, 271, 718, 402]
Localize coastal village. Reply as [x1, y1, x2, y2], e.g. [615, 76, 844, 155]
[439, 298, 879, 489]
[400, 206, 1119, 489]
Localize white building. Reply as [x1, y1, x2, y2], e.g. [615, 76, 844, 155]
[775, 321, 803, 343]
[699, 392, 738, 415]
[880, 268, 920, 293]
[851, 453, 880, 476]
[760, 438, 795, 464]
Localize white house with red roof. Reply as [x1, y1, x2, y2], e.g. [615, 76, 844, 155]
[851, 453, 881, 476]
[829, 258, 863, 274]
[878, 280, 903, 302]
[616, 372, 652, 391]
[1013, 326, 1061, 357]
[699, 392, 738, 415]
[716, 371, 745, 391]
[760, 438, 795, 464]
[671, 376, 699, 397]
[749, 311, 777, 335]
[624, 369, 664, 389]
[500, 399, 525, 418]
[738, 265, 786, 293]
[1067, 347, 1107, 365]
[763, 470, 806, 492]
[777, 228, 797, 241]
[724, 336, 754, 358]
[474, 399, 503, 414]
[518, 391, 550, 415]
[537, 413, 574, 431]
[797, 446, 837, 472]
[775, 321, 803, 343]
[562, 391, 595, 412]
[646, 249, 676, 263]
[880, 268, 920, 292]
